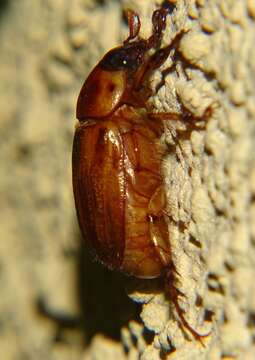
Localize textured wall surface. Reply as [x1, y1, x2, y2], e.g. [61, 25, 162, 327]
[0, 0, 255, 359]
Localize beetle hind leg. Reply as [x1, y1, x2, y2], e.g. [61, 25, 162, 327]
[147, 185, 171, 267]
[164, 267, 211, 345]
[148, 187, 210, 344]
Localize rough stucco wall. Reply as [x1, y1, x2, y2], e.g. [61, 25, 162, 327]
[0, 1, 125, 359]
[0, 0, 255, 359]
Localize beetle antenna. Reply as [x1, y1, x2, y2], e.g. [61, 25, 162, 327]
[123, 9, 141, 44]
[146, 8, 168, 49]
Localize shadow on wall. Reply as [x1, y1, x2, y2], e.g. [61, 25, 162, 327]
[37, 231, 140, 346]
[78, 232, 140, 344]
[0, 0, 9, 19]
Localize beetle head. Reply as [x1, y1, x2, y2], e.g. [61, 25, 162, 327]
[76, 7, 169, 120]
[100, 42, 147, 73]
[76, 40, 150, 120]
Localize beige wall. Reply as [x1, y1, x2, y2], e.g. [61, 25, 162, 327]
[0, 0, 255, 359]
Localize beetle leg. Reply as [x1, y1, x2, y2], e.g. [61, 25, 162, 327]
[147, 185, 171, 267]
[147, 186, 210, 344]
[154, 64, 177, 93]
[148, 103, 217, 173]
[149, 30, 187, 70]
[148, 101, 216, 132]
[164, 267, 211, 345]
[148, 216, 211, 343]
[133, 30, 187, 95]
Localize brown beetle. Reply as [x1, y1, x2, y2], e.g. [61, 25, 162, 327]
[73, 4, 209, 342]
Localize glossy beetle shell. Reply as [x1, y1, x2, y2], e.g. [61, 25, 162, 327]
[73, 106, 170, 278]
[77, 66, 126, 119]
[73, 6, 172, 279]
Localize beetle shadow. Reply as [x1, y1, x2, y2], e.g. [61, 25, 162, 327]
[77, 232, 140, 345]
[0, 0, 9, 19]
[36, 230, 162, 346]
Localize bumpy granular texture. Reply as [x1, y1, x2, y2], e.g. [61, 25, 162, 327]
[0, 0, 254, 359]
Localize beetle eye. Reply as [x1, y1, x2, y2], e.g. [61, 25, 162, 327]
[101, 47, 141, 71]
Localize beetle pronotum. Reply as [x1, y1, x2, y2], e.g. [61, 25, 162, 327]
[73, 1, 210, 343]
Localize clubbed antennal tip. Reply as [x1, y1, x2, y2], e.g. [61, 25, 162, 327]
[123, 9, 141, 44]
[123, 4, 171, 51]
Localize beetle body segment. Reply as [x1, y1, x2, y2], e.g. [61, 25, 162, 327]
[73, 107, 170, 278]
[77, 66, 126, 119]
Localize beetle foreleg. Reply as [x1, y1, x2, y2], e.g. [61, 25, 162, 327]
[148, 101, 215, 132]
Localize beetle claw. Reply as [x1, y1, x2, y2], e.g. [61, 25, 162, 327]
[165, 270, 211, 345]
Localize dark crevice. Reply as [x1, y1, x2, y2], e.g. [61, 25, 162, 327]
[189, 234, 202, 248]
[204, 309, 214, 322]
[222, 311, 228, 324]
[247, 311, 255, 328]
[143, 327, 155, 344]
[199, 254, 206, 264]
[161, 1, 176, 13]
[224, 261, 235, 272]
[207, 272, 225, 295]
[195, 294, 203, 307]
[215, 208, 226, 217]
[159, 349, 168, 359]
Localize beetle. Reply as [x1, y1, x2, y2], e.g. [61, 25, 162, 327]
[72, 3, 210, 342]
